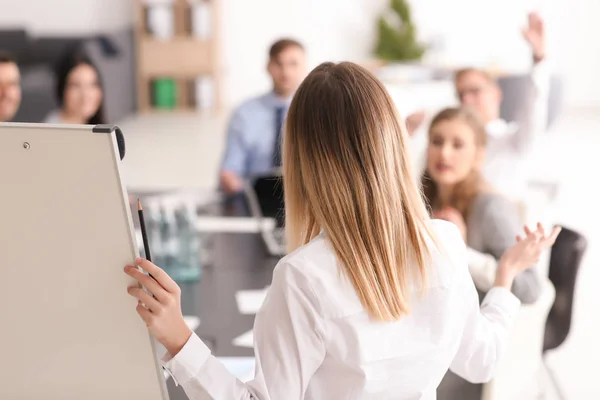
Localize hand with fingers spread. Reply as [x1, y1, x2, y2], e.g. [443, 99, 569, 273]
[124, 258, 192, 357]
[522, 11, 546, 62]
[494, 223, 561, 289]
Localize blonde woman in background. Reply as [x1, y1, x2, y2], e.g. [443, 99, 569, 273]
[422, 107, 551, 399]
[422, 107, 544, 303]
[124, 62, 560, 400]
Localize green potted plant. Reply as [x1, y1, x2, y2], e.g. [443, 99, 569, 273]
[374, 0, 431, 80]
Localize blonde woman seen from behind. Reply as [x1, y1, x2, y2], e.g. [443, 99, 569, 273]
[124, 62, 560, 399]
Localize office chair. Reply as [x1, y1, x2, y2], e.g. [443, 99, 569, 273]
[542, 227, 588, 400]
[499, 74, 564, 203]
[498, 74, 563, 131]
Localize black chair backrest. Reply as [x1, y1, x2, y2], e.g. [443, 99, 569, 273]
[252, 176, 284, 227]
[543, 227, 587, 352]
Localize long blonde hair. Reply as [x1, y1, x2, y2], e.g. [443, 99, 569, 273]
[421, 107, 488, 220]
[283, 62, 433, 321]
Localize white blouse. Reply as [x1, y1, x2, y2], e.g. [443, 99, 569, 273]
[162, 220, 520, 399]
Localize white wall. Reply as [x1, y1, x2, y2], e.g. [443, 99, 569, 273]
[0, 0, 132, 35]
[550, 0, 600, 108]
[219, 0, 570, 107]
[1, 0, 598, 107]
[220, 0, 387, 106]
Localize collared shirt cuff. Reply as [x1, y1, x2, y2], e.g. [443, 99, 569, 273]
[161, 333, 212, 386]
[482, 287, 521, 316]
[531, 59, 551, 90]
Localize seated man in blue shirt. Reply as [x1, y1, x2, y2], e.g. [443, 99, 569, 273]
[219, 39, 307, 194]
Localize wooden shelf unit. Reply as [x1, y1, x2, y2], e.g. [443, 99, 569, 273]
[134, 0, 222, 112]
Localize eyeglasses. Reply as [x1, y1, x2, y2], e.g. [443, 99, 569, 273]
[457, 86, 488, 102]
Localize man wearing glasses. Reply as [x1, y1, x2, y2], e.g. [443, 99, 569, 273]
[410, 12, 549, 199]
[453, 12, 550, 198]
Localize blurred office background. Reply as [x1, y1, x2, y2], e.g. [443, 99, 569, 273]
[1, 0, 598, 399]
[3, 0, 598, 121]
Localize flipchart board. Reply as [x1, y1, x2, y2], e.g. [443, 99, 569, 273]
[0, 123, 169, 399]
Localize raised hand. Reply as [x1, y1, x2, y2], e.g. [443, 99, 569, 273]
[495, 223, 561, 288]
[124, 258, 192, 356]
[522, 12, 546, 62]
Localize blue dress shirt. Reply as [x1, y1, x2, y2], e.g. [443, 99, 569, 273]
[221, 92, 290, 179]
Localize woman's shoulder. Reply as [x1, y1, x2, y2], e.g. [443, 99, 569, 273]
[429, 218, 464, 238]
[473, 191, 515, 209]
[282, 221, 469, 280]
[428, 219, 467, 260]
[425, 219, 470, 288]
[278, 233, 336, 277]
[472, 191, 519, 219]
[272, 223, 468, 316]
[271, 234, 355, 316]
[43, 110, 62, 124]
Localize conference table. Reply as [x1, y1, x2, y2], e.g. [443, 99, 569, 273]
[129, 190, 277, 399]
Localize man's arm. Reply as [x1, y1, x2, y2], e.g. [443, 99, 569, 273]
[220, 110, 248, 195]
[512, 12, 551, 153]
[219, 170, 245, 195]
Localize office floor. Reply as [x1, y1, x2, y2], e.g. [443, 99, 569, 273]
[117, 108, 599, 399]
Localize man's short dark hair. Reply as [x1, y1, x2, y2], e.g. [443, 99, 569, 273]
[0, 51, 17, 64]
[269, 39, 304, 60]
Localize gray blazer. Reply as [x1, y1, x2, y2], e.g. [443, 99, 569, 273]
[466, 192, 542, 304]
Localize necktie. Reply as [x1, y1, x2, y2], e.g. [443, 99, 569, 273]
[273, 106, 285, 168]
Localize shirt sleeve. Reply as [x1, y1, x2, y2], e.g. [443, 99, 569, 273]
[221, 108, 249, 176]
[448, 230, 521, 383]
[466, 247, 498, 293]
[480, 196, 543, 304]
[511, 59, 551, 153]
[161, 262, 327, 399]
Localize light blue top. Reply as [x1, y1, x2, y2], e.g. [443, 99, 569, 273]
[220, 91, 291, 179]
